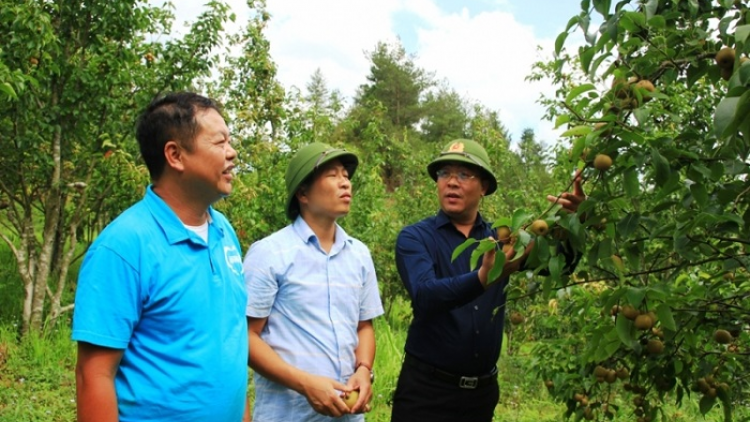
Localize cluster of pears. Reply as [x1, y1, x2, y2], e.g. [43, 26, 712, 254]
[587, 75, 657, 174]
[692, 374, 730, 400]
[593, 364, 629, 384]
[612, 305, 664, 355]
[572, 392, 596, 420]
[498, 220, 553, 251]
[610, 76, 656, 110]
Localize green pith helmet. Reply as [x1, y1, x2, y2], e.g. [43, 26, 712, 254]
[285, 142, 359, 220]
[427, 139, 497, 195]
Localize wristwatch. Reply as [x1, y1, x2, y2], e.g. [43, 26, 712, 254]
[356, 361, 375, 384]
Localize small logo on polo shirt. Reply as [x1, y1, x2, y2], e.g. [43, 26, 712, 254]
[224, 245, 243, 276]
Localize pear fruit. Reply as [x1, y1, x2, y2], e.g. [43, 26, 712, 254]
[621, 305, 640, 321]
[496, 226, 511, 242]
[510, 311, 525, 325]
[634, 80, 655, 102]
[714, 329, 732, 344]
[646, 339, 664, 355]
[715, 47, 736, 69]
[529, 219, 549, 236]
[342, 390, 360, 409]
[593, 154, 613, 171]
[634, 314, 654, 330]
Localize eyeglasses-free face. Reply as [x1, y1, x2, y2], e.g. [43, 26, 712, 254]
[435, 168, 478, 183]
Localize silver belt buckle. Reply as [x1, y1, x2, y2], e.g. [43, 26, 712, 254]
[459, 376, 478, 389]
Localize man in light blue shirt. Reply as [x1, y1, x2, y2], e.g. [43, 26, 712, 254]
[72, 92, 249, 422]
[244, 142, 384, 421]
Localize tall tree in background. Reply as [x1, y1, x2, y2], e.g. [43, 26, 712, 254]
[420, 82, 470, 143]
[345, 41, 433, 190]
[518, 128, 545, 167]
[0, 0, 272, 336]
[355, 40, 432, 130]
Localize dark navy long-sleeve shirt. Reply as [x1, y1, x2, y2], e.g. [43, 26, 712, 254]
[395, 210, 507, 376]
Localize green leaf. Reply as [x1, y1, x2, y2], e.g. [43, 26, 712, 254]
[714, 96, 739, 139]
[549, 254, 563, 282]
[511, 209, 535, 231]
[561, 125, 592, 137]
[451, 238, 477, 262]
[644, 0, 659, 20]
[487, 252, 506, 285]
[624, 168, 640, 197]
[625, 287, 646, 307]
[647, 15, 665, 29]
[651, 148, 671, 186]
[623, 11, 646, 29]
[555, 114, 572, 129]
[735, 24, 750, 45]
[491, 217, 513, 230]
[690, 183, 709, 208]
[580, 46, 595, 73]
[469, 240, 495, 270]
[565, 83, 596, 103]
[593, 0, 611, 17]
[589, 52, 612, 78]
[699, 394, 716, 416]
[565, 15, 580, 32]
[555, 31, 569, 56]
[617, 212, 640, 238]
[655, 303, 676, 331]
[0, 82, 16, 99]
[615, 314, 635, 349]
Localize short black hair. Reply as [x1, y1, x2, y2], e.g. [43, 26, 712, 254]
[135, 92, 222, 180]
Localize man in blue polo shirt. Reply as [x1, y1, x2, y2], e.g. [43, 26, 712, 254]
[390, 139, 585, 422]
[72, 92, 248, 422]
[244, 142, 384, 421]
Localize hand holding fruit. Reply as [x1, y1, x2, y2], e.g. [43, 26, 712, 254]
[342, 367, 374, 414]
[300, 374, 352, 417]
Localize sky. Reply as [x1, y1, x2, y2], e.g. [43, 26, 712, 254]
[168, 0, 587, 145]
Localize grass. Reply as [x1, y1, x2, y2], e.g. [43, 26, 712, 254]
[0, 314, 745, 421]
[0, 282, 744, 421]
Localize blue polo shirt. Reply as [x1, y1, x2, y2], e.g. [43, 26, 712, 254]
[72, 186, 248, 422]
[245, 216, 384, 422]
[396, 210, 579, 376]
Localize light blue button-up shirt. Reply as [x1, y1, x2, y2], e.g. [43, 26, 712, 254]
[245, 217, 384, 422]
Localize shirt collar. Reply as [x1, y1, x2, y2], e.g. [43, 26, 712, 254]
[292, 216, 352, 254]
[144, 185, 223, 245]
[435, 208, 486, 230]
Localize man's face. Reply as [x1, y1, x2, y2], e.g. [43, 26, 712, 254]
[436, 163, 487, 222]
[181, 108, 236, 203]
[298, 159, 353, 221]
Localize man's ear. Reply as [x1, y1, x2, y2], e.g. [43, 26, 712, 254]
[164, 140, 185, 172]
[295, 187, 308, 207]
[481, 180, 489, 196]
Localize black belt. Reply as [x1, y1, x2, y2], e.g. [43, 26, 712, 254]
[404, 354, 497, 389]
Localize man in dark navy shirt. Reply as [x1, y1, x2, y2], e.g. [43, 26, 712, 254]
[390, 139, 585, 422]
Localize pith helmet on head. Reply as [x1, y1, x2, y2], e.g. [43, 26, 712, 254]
[285, 142, 359, 220]
[427, 139, 497, 195]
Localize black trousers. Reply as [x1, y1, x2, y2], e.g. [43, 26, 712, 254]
[390, 359, 499, 422]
